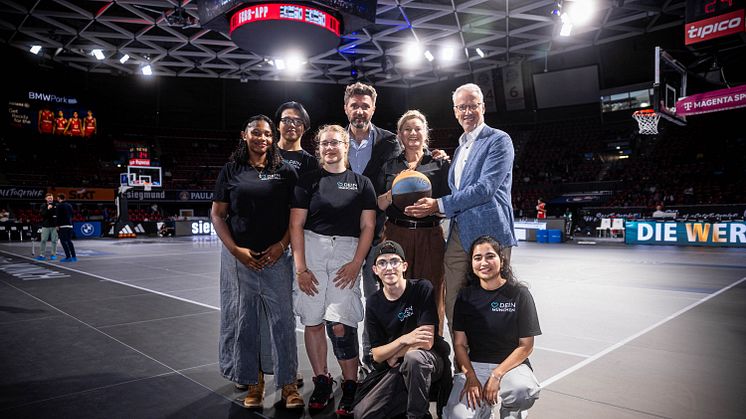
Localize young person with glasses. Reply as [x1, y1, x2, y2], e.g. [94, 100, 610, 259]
[275, 101, 319, 177]
[353, 240, 447, 419]
[289, 124, 377, 415]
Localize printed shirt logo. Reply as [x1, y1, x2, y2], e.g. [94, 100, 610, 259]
[337, 181, 359, 190]
[397, 305, 414, 321]
[283, 158, 302, 170]
[491, 301, 516, 312]
[259, 173, 283, 181]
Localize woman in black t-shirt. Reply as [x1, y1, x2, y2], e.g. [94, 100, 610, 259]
[211, 115, 303, 410]
[444, 235, 541, 419]
[290, 124, 377, 414]
[375, 110, 450, 335]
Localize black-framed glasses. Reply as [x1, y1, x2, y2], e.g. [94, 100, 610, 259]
[454, 103, 482, 113]
[375, 258, 402, 269]
[280, 117, 304, 127]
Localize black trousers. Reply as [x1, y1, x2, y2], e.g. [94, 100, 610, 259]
[58, 227, 76, 258]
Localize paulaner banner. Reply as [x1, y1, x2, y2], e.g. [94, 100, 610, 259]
[675, 84, 746, 116]
[625, 221, 746, 247]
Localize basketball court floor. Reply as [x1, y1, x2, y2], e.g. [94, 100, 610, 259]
[1, 237, 744, 418]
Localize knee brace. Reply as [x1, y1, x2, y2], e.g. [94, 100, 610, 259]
[325, 321, 359, 360]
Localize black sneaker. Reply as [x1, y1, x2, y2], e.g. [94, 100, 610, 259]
[309, 374, 334, 411]
[336, 380, 358, 416]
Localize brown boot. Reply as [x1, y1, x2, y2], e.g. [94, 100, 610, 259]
[282, 382, 305, 409]
[242, 372, 264, 408]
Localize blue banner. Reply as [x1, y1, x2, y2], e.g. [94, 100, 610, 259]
[625, 221, 746, 247]
[73, 221, 102, 239]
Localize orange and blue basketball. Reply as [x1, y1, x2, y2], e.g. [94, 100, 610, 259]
[391, 171, 431, 210]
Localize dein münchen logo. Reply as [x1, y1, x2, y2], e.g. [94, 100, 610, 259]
[491, 301, 516, 312]
[397, 305, 414, 321]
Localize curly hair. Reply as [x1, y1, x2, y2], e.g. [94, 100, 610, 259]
[467, 235, 524, 287]
[344, 82, 377, 105]
[229, 115, 283, 172]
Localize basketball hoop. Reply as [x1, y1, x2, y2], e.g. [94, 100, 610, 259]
[633, 109, 661, 135]
[143, 182, 152, 191]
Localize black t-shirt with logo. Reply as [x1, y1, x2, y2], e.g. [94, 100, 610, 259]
[366, 279, 439, 349]
[280, 148, 319, 177]
[291, 168, 377, 237]
[453, 282, 541, 365]
[213, 161, 298, 251]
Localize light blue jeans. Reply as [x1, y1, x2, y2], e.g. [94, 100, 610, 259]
[218, 245, 298, 386]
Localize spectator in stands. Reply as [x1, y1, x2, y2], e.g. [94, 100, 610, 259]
[290, 124, 376, 415]
[652, 204, 669, 218]
[36, 193, 58, 260]
[0, 208, 9, 222]
[405, 83, 517, 341]
[375, 110, 451, 335]
[444, 235, 541, 419]
[56, 194, 77, 262]
[275, 101, 319, 177]
[210, 115, 303, 410]
[353, 240, 448, 419]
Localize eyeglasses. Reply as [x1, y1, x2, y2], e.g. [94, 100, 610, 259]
[453, 103, 482, 113]
[375, 258, 402, 269]
[280, 117, 304, 127]
[319, 140, 345, 148]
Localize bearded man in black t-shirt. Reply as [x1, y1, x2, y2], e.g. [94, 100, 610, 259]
[353, 240, 445, 419]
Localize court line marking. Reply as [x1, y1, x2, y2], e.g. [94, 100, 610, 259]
[541, 276, 746, 387]
[533, 346, 590, 358]
[0, 250, 221, 311]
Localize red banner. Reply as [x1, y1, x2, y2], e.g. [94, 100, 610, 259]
[685, 9, 744, 45]
[230, 3, 340, 37]
[676, 84, 746, 117]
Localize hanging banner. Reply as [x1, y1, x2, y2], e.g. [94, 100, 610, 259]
[502, 64, 526, 111]
[675, 84, 746, 116]
[474, 70, 497, 113]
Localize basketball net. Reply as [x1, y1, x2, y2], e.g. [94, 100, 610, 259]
[144, 182, 152, 191]
[632, 109, 660, 135]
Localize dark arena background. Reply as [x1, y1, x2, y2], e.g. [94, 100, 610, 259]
[1, 1, 745, 418]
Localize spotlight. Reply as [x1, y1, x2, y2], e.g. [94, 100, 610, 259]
[424, 50, 434, 62]
[240, 74, 248, 83]
[560, 13, 573, 36]
[119, 54, 130, 64]
[441, 46, 455, 61]
[567, 0, 594, 25]
[91, 49, 105, 60]
[142, 64, 153, 75]
[404, 42, 422, 64]
[351, 66, 359, 79]
[476, 48, 485, 58]
[275, 59, 286, 70]
[285, 53, 305, 75]
[30, 45, 42, 55]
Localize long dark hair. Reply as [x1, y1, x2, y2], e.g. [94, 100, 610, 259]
[229, 114, 283, 172]
[467, 235, 523, 287]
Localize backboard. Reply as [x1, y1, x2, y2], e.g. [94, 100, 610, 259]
[126, 166, 162, 188]
[653, 46, 687, 126]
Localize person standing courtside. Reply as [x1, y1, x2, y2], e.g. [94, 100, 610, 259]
[56, 193, 77, 262]
[36, 193, 58, 260]
[405, 83, 517, 336]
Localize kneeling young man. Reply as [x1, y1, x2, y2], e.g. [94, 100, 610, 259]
[354, 240, 444, 419]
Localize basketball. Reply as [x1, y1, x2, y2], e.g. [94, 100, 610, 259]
[391, 170, 432, 210]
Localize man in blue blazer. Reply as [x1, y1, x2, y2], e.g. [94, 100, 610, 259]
[405, 82, 517, 331]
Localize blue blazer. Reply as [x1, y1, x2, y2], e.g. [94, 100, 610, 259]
[441, 124, 517, 250]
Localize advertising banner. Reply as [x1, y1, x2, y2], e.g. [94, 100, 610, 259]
[675, 84, 746, 116]
[625, 221, 746, 247]
[502, 64, 526, 111]
[685, 8, 744, 45]
[175, 220, 217, 236]
[73, 221, 102, 238]
[0, 186, 46, 200]
[49, 187, 115, 202]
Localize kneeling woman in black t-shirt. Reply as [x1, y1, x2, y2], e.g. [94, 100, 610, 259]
[290, 125, 377, 415]
[444, 235, 541, 419]
[211, 115, 303, 409]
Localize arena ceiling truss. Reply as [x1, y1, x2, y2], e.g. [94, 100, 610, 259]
[0, 0, 687, 87]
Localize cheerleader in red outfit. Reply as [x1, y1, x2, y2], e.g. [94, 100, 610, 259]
[54, 111, 67, 135]
[83, 110, 97, 137]
[64, 111, 83, 137]
[38, 109, 54, 134]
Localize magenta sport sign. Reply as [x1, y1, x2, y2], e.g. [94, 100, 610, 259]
[676, 84, 746, 117]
